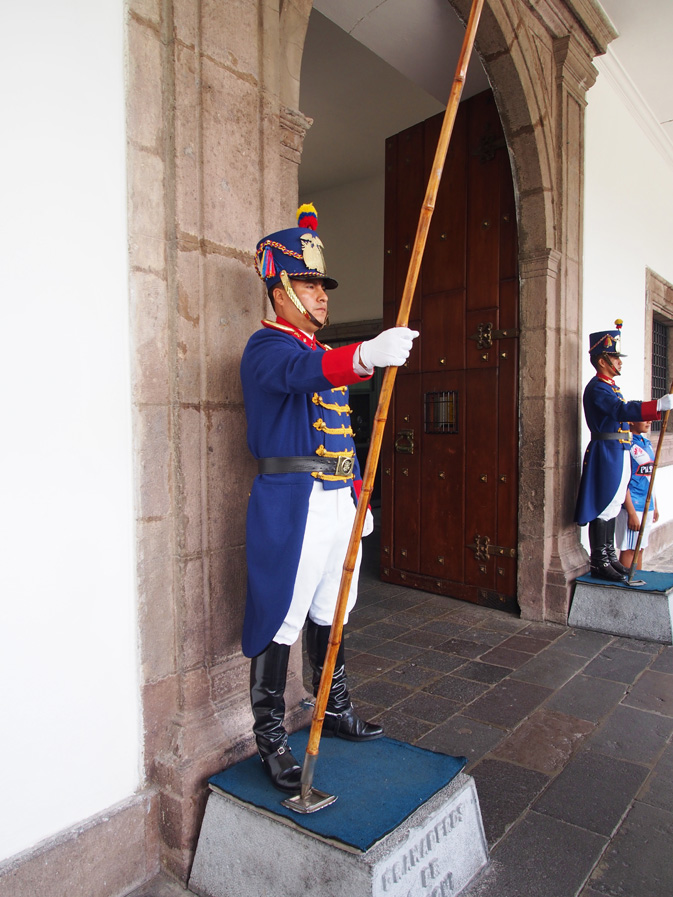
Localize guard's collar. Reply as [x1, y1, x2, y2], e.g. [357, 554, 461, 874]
[261, 317, 322, 350]
[597, 374, 615, 386]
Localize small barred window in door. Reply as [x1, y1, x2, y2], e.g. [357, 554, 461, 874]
[425, 391, 459, 434]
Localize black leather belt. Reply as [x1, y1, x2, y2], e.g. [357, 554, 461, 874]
[258, 454, 355, 477]
[590, 431, 631, 442]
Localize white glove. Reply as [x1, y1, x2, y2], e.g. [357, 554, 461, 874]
[359, 327, 419, 369]
[657, 394, 673, 412]
[363, 507, 374, 538]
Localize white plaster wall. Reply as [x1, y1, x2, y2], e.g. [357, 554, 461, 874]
[300, 175, 385, 325]
[583, 54, 673, 536]
[0, 1, 139, 861]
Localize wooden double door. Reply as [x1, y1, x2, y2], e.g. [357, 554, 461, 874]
[380, 90, 519, 612]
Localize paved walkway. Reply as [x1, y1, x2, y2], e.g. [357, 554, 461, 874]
[345, 535, 673, 897]
[132, 535, 673, 897]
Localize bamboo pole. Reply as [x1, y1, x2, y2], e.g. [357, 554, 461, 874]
[627, 379, 673, 582]
[295, 0, 487, 806]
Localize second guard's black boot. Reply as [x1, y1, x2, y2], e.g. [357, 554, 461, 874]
[604, 516, 630, 576]
[589, 519, 627, 583]
[250, 641, 302, 794]
[306, 619, 384, 741]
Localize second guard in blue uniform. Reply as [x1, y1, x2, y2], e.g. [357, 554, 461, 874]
[574, 320, 671, 581]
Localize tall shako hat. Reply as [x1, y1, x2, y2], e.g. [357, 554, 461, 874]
[589, 318, 627, 358]
[255, 204, 338, 294]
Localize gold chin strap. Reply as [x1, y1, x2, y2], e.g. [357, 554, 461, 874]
[279, 270, 326, 330]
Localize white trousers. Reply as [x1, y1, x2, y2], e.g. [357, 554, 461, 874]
[598, 452, 631, 521]
[273, 481, 364, 646]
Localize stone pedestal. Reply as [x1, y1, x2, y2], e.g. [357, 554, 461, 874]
[189, 771, 487, 897]
[569, 573, 673, 643]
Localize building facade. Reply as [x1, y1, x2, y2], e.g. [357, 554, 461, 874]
[1, 0, 672, 893]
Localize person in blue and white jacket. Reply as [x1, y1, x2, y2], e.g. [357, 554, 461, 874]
[240, 205, 418, 793]
[615, 420, 659, 571]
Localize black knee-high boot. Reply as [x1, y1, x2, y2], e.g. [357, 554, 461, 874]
[306, 619, 383, 741]
[589, 518, 627, 582]
[250, 641, 302, 793]
[604, 516, 629, 575]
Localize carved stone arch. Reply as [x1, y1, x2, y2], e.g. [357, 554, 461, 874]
[450, 0, 559, 251]
[278, 0, 313, 111]
[263, 0, 315, 223]
[278, 0, 616, 621]
[445, 0, 616, 621]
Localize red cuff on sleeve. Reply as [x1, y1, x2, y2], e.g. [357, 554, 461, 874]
[640, 400, 660, 422]
[321, 343, 372, 387]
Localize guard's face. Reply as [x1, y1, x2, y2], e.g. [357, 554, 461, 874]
[292, 279, 328, 326]
[273, 278, 328, 333]
[607, 354, 623, 375]
[599, 353, 622, 377]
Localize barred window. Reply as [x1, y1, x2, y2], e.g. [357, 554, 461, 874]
[425, 391, 459, 434]
[652, 318, 669, 433]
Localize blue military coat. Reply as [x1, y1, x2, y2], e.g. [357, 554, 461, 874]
[240, 319, 368, 657]
[574, 375, 658, 525]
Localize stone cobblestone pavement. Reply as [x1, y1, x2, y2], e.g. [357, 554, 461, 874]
[132, 536, 673, 897]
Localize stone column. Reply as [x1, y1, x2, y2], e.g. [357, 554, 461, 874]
[533, 32, 601, 622]
[127, 0, 313, 880]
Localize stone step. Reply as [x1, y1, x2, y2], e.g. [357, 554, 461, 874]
[569, 571, 673, 643]
[189, 732, 488, 897]
[190, 773, 487, 897]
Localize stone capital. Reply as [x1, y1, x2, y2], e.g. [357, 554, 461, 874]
[279, 105, 313, 164]
[553, 32, 599, 101]
[526, 0, 617, 55]
[520, 248, 562, 281]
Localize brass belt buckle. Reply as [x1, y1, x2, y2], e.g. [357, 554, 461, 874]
[618, 429, 632, 445]
[334, 454, 354, 478]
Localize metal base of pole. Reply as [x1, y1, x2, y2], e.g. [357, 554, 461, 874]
[282, 787, 337, 814]
[282, 753, 337, 813]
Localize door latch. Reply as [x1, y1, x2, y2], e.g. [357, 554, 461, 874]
[468, 322, 520, 350]
[394, 429, 415, 454]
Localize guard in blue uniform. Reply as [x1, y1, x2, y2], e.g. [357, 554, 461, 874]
[574, 320, 672, 581]
[241, 205, 418, 793]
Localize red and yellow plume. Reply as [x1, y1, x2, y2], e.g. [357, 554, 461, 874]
[297, 203, 318, 231]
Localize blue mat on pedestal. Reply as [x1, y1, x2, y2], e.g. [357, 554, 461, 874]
[576, 570, 673, 593]
[208, 728, 467, 852]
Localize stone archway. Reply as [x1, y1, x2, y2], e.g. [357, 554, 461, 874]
[444, 0, 617, 622]
[125, 0, 617, 883]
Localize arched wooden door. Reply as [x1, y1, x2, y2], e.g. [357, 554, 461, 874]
[380, 90, 519, 612]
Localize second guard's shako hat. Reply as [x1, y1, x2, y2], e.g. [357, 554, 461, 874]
[254, 204, 338, 294]
[589, 318, 627, 358]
